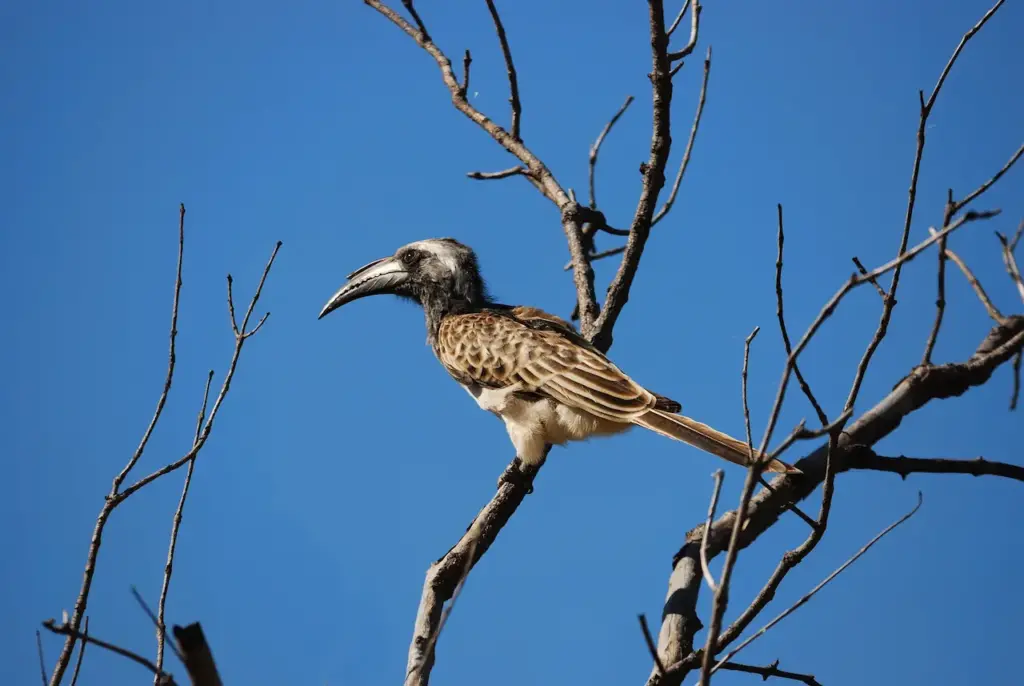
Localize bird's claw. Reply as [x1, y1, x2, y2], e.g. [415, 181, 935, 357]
[497, 458, 535, 494]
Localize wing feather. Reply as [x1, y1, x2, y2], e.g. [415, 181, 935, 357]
[435, 309, 658, 423]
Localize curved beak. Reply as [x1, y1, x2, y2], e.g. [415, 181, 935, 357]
[318, 256, 410, 319]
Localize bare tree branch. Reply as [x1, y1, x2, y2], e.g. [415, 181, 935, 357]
[996, 222, 1024, 303]
[706, 492, 923, 677]
[362, 0, 600, 332]
[775, 204, 829, 427]
[460, 49, 471, 97]
[951, 143, 1023, 214]
[849, 449, 1024, 482]
[590, 0, 682, 352]
[405, 462, 538, 686]
[43, 619, 177, 685]
[483, 0, 522, 140]
[647, 316, 1024, 686]
[852, 256, 886, 298]
[935, 234, 1005, 322]
[667, 0, 700, 61]
[154, 370, 213, 679]
[589, 95, 635, 210]
[718, 660, 821, 686]
[467, 166, 527, 180]
[652, 46, 711, 228]
[173, 622, 223, 686]
[1012, 351, 1022, 410]
[666, 0, 691, 37]
[47, 213, 280, 685]
[700, 470, 725, 592]
[639, 614, 668, 676]
[68, 618, 87, 686]
[37, 630, 48, 685]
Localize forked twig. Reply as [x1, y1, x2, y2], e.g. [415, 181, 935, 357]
[709, 492, 923, 675]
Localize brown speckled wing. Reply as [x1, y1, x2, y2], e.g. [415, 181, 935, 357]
[435, 308, 660, 422]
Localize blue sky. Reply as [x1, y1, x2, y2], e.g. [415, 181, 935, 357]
[2, 1, 1022, 684]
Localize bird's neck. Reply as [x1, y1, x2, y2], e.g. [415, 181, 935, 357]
[421, 290, 489, 346]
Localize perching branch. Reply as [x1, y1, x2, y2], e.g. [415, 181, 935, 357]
[43, 619, 177, 685]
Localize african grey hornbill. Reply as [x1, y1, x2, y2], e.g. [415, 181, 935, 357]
[318, 238, 799, 486]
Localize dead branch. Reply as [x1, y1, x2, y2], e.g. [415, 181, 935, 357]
[706, 492, 923, 677]
[996, 221, 1024, 303]
[43, 619, 177, 685]
[404, 463, 538, 686]
[466, 166, 527, 180]
[647, 316, 1024, 686]
[173, 623, 223, 686]
[699, 470, 725, 592]
[362, 0, 600, 332]
[849, 449, 1024, 482]
[589, 95, 635, 210]
[775, 204, 829, 426]
[652, 46, 711, 227]
[483, 0, 522, 140]
[852, 256, 886, 298]
[639, 614, 668, 676]
[718, 660, 821, 685]
[46, 208, 280, 685]
[68, 618, 87, 686]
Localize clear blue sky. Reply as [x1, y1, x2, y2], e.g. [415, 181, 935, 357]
[3, 1, 1022, 684]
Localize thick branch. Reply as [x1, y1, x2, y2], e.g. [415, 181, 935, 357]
[590, 0, 679, 352]
[405, 462, 538, 686]
[647, 315, 1024, 686]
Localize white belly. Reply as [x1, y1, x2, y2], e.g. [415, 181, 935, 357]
[461, 383, 631, 464]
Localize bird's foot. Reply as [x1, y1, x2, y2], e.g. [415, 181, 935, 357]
[497, 457, 535, 495]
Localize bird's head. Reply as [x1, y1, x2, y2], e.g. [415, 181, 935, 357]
[318, 238, 488, 320]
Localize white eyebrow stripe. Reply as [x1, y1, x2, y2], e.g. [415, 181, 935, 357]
[408, 239, 460, 274]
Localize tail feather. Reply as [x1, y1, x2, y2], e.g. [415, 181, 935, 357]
[633, 409, 801, 475]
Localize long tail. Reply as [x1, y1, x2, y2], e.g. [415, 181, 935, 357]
[633, 409, 801, 474]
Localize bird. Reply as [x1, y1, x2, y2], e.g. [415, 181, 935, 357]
[317, 237, 799, 487]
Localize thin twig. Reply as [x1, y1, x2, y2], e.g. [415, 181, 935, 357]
[590, 0, 690, 351]
[666, 0, 691, 37]
[130, 586, 184, 670]
[483, 0, 521, 140]
[697, 326, 760, 685]
[155, 371, 210, 681]
[460, 49, 471, 96]
[652, 46, 711, 227]
[115, 242, 281, 504]
[710, 492, 923, 675]
[48, 204, 189, 685]
[775, 204, 829, 426]
[718, 660, 821, 685]
[700, 470, 725, 592]
[588, 95, 635, 209]
[923, 192, 956, 364]
[996, 224, 1024, 303]
[929, 228, 1004, 322]
[466, 167, 527, 180]
[639, 614, 668, 675]
[400, 0, 430, 41]
[68, 618, 88, 686]
[667, 0, 700, 60]
[37, 630, 48, 685]
[43, 620, 177, 685]
[852, 256, 885, 298]
[952, 143, 1023, 213]
[1011, 352, 1021, 411]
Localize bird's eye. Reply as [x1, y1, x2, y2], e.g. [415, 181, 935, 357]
[401, 251, 418, 266]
